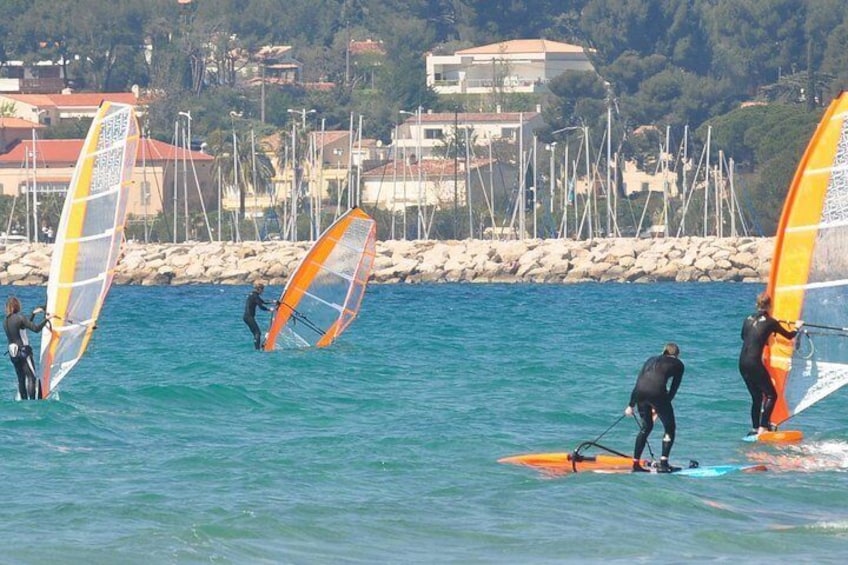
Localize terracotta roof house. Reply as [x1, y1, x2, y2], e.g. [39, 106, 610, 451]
[0, 117, 45, 153]
[0, 92, 141, 126]
[0, 138, 214, 228]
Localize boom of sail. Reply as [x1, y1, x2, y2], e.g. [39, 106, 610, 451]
[263, 207, 377, 350]
[767, 91, 848, 425]
[39, 102, 139, 397]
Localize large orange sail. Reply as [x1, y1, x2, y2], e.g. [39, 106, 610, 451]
[767, 91, 848, 425]
[38, 102, 139, 397]
[263, 207, 377, 350]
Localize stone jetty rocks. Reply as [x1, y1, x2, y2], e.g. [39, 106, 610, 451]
[0, 237, 772, 286]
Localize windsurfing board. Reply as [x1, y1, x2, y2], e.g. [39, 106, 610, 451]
[671, 464, 767, 477]
[498, 452, 767, 477]
[497, 452, 645, 475]
[598, 464, 768, 477]
[742, 430, 804, 444]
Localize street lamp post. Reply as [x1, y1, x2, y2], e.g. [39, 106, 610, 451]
[178, 111, 192, 241]
[287, 108, 316, 130]
[399, 107, 423, 239]
[229, 110, 243, 240]
[552, 125, 591, 240]
[286, 109, 317, 242]
[547, 142, 557, 217]
[453, 108, 459, 239]
[32, 109, 45, 243]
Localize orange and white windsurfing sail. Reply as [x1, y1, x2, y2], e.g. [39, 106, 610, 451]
[767, 91, 848, 425]
[263, 207, 377, 350]
[39, 102, 139, 397]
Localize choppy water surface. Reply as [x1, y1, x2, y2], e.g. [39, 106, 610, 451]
[2, 282, 848, 563]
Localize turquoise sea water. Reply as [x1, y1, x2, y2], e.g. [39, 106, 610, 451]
[2, 282, 848, 563]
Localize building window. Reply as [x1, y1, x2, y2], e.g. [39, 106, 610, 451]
[424, 128, 443, 140]
[501, 127, 518, 139]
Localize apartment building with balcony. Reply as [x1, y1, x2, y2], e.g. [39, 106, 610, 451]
[426, 39, 594, 96]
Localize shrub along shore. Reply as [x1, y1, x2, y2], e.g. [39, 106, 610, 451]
[0, 237, 772, 287]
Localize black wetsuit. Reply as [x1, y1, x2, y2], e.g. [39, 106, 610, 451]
[628, 353, 685, 463]
[739, 310, 797, 430]
[243, 290, 273, 350]
[4, 311, 48, 399]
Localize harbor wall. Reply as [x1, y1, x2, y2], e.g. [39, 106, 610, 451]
[0, 237, 773, 286]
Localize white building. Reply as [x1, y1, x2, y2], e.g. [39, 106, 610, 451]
[0, 58, 68, 94]
[394, 110, 544, 160]
[360, 158, 517, 211]
[426, 39, 594, 96]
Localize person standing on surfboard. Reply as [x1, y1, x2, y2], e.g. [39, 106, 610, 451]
[739, 292, 800, 436]
[4, 297, 50, 399]
[624, 343, 684, 473]
[243, 282, 277, 350]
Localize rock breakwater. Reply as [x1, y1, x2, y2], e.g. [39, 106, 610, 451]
[0, 237, 773, 286]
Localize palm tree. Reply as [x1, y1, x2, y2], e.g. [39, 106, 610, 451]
[208, 125, 275, 223]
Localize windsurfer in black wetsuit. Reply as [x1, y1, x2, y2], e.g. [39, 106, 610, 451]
[4, 296, 50, 399]
[624, 343, 685, 473]
[243, 282, 276, 350]
[739, 291, 800, 436]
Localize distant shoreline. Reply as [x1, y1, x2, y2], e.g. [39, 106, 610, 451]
[0, 237, 772, 286]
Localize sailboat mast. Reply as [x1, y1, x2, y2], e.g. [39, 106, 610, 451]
[32, 128, 39, 242]
[142, 130, 149, 243]
[681, 125, 688, 236]
[717, 150, 724, 237]
[703, 126, 711, 237]
[606, 102, 612, 237]
[729, 158, 737, 237]
[291, 120, 297, 242]
[561, 143, 568, 239]
[173, 119, 178, 243]
[532, 133, 537, 238]
[465, 124, 472, 239]
[584, 126, 592, 240]
[518, 112, 525, 241]
[182, 119, 189, 241]
[24, 143, 30, 242]
[663, 125, 670, 237]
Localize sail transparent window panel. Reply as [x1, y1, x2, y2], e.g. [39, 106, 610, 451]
[48, 323, 87, 376]
[65, 281, 103, 325]
[72, 236, 114, 284]
[79, 190, 120, 239]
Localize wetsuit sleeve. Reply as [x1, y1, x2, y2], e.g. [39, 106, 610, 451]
[21, 316, 48, 333]
[246, 293, 270, 312]
[258, 297, 272, 311]
[770, 317, 797, 340]
[667, 362, 684, 401]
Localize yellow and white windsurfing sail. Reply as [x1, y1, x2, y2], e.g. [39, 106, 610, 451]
[767, 91, 848, 425]
[263, 207, 377, 350]
[39, 102, 139, 397]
